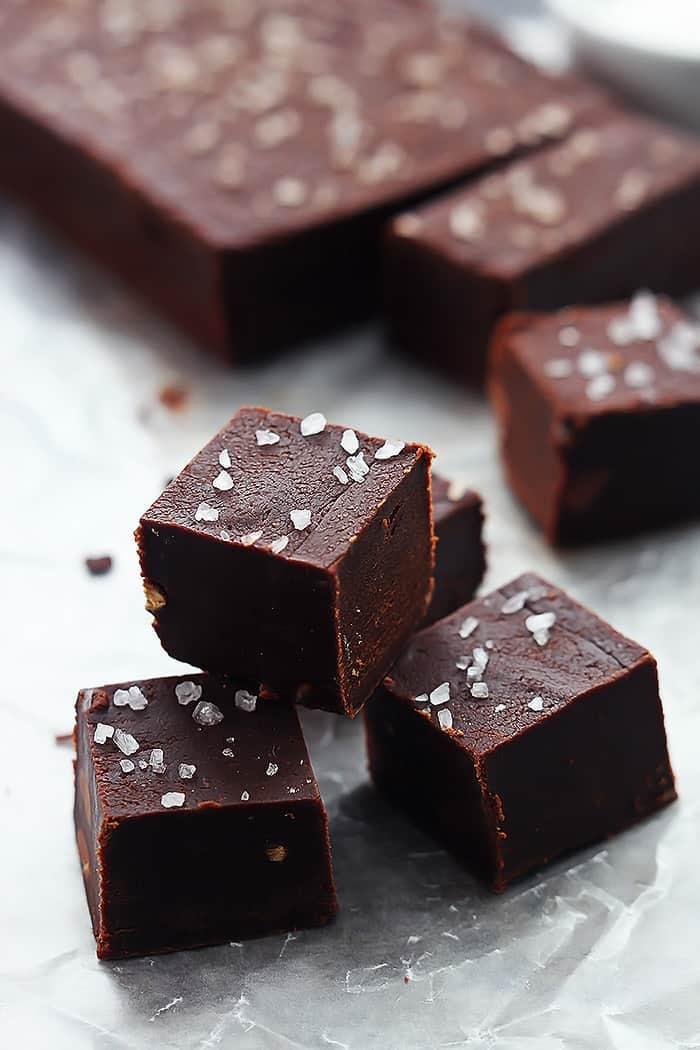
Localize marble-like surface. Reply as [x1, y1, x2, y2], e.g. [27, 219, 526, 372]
[2, 7, 700, 1048]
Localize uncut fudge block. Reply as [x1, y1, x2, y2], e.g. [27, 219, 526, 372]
[137, 406, 434, 717]
[385, 112, 700, 384]
[364, 573, 676, 891]
[0, 2, 604, 359]
[488, 294, 700, 544]
[423, 474, 486, 626]
[74, 674, 337, 960]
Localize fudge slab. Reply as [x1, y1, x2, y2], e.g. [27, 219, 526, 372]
[137, 406, 434, 717]
[488, 293, 700, 544]
[0, 1, 603, 358]
[423, 474, 486, 626]
[74, 674, 337, 960]
[364, 573, 676, 891]
[385, 111, 700, 384]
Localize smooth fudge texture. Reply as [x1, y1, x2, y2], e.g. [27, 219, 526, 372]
[424, 474, 485, 626]
[74, 674, 337, 960]
[385, 111, 700, 384]
[137, 406, 434, 717]
[0, 1, 604, 358]
[488, 294, 700, 544]
[364, 573, 676, 891]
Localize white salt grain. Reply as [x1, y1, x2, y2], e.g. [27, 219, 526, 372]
[624, 361, 655, 388]
[300, 412, 326, 436]
[161, 792, 185, 808]
[346, 451, 369, 482]
[270, 535, 289, 554]
[429, 682, 450, 706]
[586, 374, 616, 401]
[437, 708, 453, 730]
[501, 591, 529, 614]
[458, 616, 479, 639]
[266, 762, 279, 776]
[558, 325, 580, 347]
[192, 700, 224, 726]
[375, 439, 405, 461]
[94, 723, 114, 744]
[175, 680, 202, 705]
[525, 612, 556, 634]
[219, 448, 231, 468]
[213, 470, 234, 491]
[178, 763, 196, 779]
[471, 682, 489, 699]
[544, 358, 574, 379]
[113, 729, 139, 756]
[528, 696, 544, 712]
[577, 349, 608, 377]
[333, 466, 349, 485]
[239, 530, 263, 546]
[119, 759, 135, 773]
[195, 502, 219, 522]
[256, 428, 280, 446]
[455, 655, 471, 670]
[235, 689, 257, 712]
[290, 508, 311, 530]
[341, 429, 359, 455]
[149, 748, 166, 773]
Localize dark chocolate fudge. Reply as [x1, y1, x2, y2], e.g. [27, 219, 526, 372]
[385, 111, 700, 384]
[74, 673, 337, 959]
[424, 474, 485, 626]
[488, 293, 700, 544]
[0, 1, 603, 358]
[137, 406, 434, 717]
[364, 573, 676, 891]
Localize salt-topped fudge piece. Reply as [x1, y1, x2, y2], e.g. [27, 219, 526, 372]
[488, 294, 700, 544]
[364, 573, 676, 891]
[137, 406, 434, 717]
[74, 674, 337, 959]
[0, 2, 603, 358]
[385, 112, 700, 384]
[423, 474, 486, 626]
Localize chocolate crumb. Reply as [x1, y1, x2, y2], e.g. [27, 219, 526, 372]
[85, 556, 113, 576]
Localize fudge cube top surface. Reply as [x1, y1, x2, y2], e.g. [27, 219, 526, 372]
[384, 572, 652, 756]
[0, 1, 602, 247]
[140, 405, 431, 570]
[390, 112, 700, 280]
[78, 673, 319, 815]
[491, 293, 700, 416]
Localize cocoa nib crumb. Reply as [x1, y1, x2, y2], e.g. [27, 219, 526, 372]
[88, 689, 110, 713]
[158, 383, 190, 411]
[85, 556, 113, 576]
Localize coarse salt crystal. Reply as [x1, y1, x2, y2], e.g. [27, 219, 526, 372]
[222, 747, 235, 758]
[558, 325, 580, 347]
[235, 689, 257, 712]
[544, 358, 574, 379]
[586, 374, 616, 401]
[494, 704, 506, 713]
[607, 315, 636, 346]
[528, 696, 544, 712]
[533, 629, 551, 647]
[149, 748, 166, 773]
[346, 451, 369, 482]
[213, 470, 234, 491]
[471, 682, 489, 699]
[220, 529, 231, 541]
[178, 763, 196, 779]
[467, 665, 483, 684]
[629, 290, 661, 340]
[139, 760, 148, 770]
[239, 530, 263, 546]
[266, 762, 279, 776]
[455, 655, 470, 670]
[241, 790, 250, 801]
[341, 429, 359, 454]
[414, 693, 429, 704]
[300, 412, 326, 436]
[437, 708, 453, 730]
[113, 729, 139, 756]
[270, 535, 289, 554]
[161, 792, 185, 808]
[624, 361, 655, 388]
[119, 759, 135, 773]
[175, 680, 202, 705]
[472, 647, 489, 671]
[458, 616, 479, 639]
[449, 202, 484, 242]
[192, 700, 224, 726]
[195, 502, 219, 522]
[256, 428, 280, 446]
[577, 349, 608, 377]
[94, 723, 114, 744]
[501, 590, 529, 614]
[219, 448, 231, 468]
[525, 611, 556, 634]
[333, 466, 349, 485]
[375, 439, 405, 461]
[290, 508, 311, 530]
[429, 682, 450, 705]
[126, 685, 148, 710]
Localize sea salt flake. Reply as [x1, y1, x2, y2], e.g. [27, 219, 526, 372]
[346, 451, 369, 482]
[341, 429, 359, 454]
[525, 611, 556, 634]
[239, 530, 263, 546]
[333, 465, 349, 485]
[458, 616, 479, 639]
[127, 685, 148, 710]
[629, 289, 661, 339]
[300, 412, 327, 436]
[178, 763, 196, 779]
[494, 704, 506, 713]
[375, 439, 405, 461]
[270, 535, 289, 554]
[472, 647, 489, 671]
[558, 325, 580, 347]
[213, 469, 234, 491]
[149, 748, 166, 773]
[220, 529, 231, 541]
[467, 665, 483, 684]
[608, 315, 636, 346]
[113, 689, 130, 707]
[534, 629, 551, 647]
[119, 759, 135, 773]
[256, 428, 280, 446]
[219, 448, 231, 468]
[241, 790, 250, 801]
[139, 760, 148, 770]
[414, 693, 429, 704]
[429, 682, 450, 706]
[624, 361, 655, 388]
[528, 696, 544, 712]
[471, 682, 489, 699]
[290, 508, 311, 530]
[175, 680, 202, 705]
[161, 791, 185, 808]
[94, 723, 114, 744]
[192, 700, 224, 726]
[577, 349, 608, 377]
[544, 358, 574, 379]
[195, 502, 219, 522]
[455, 655, 471, 670]
[586, 373, 616, 401]
[266, 762, 279, 776]
[501, 590, 529, 614]
[113, 729, 139, 756]
[222, 747, 235, 758]
[437, 708, 453, 730]
[449, 202, 484, 242]
[235, 689, 257, 712]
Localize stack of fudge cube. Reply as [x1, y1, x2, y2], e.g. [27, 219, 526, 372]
[76, 406, 675, 959]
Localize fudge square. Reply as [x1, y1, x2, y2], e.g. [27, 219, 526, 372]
[423, 474, 486, 626]
[384, 110, 700, 384]
[74, 673, 337, 960]
[364, 574, 676, 892]
[488, 294, 700, 544]
[0, 2, 603, 360]
[137, 406, 434, 717]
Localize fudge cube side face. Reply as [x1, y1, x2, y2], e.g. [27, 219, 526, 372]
[489, 297, 700, 544]
[137, 406, 434, 717]
[74, 675, 337, 959]
[364, 574, 676, 891]
[423, 475, 486, 626]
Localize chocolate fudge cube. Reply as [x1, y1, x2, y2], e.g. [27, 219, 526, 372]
[137, 406, 434, 717]
[423, 474, 486, 626]
[0, 3, 603, 359]
[385, 111, 700, 384]
[74, 674, 337, 959]
[364, 574, 676, 891]
[488, 294, 700, 544]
